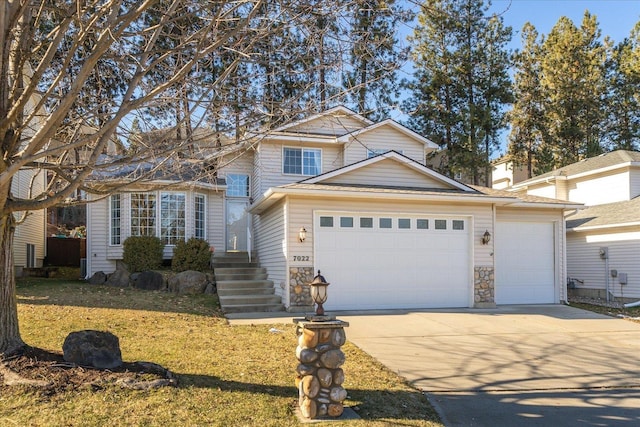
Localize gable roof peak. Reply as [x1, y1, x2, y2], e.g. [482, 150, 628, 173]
[273, 105, 373, 133]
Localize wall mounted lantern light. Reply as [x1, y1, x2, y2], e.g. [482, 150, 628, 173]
[482, 230, 491, 245]
[298, 227, 307, 243]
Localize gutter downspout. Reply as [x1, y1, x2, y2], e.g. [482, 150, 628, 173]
[624, 300, 640, 308]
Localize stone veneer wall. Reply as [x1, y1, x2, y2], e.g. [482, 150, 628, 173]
[474, 266, 495, 306]
[290, 267, 314, 310]
[295, 321, 349, 419]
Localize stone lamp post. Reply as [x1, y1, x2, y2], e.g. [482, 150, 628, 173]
[294, 271, 350, 420]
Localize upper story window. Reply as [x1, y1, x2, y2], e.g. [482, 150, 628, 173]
[226, 174, 250, 197]
[283, 147, 321, 176]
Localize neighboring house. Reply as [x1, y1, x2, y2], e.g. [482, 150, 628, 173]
[87, 106, 579, 311]
[509, 150, 640, 302]
[491, 157, 529, 189]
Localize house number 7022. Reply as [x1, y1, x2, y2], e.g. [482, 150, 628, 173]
[293, 256, 310, 262]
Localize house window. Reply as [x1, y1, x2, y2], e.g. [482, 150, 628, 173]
[195, 194, 206, 239]
[131, 193, 157, 236]
[160, 193, 186, 245]
[110, 194, 121, 245]
[226, 174, 250, 197]
[417, 219, 429, 229]
[283, 147, 321, 176]
[435, 219, 447, 230]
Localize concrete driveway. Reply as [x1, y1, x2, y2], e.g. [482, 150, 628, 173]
[338, 305, 640, 426]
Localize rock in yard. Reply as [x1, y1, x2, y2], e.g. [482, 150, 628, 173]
[88, 271, 107, 285]
[105, 268, 130, 287]
[168, 270, 208, 294]
[131, 271, 164, 290]
[62, 330, 123, 369]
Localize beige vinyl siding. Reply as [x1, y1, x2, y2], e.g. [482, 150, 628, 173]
[567, 229, 640, 299]
[254, 142, 343, 194]
[322, 158, 451, 189]
[496, 207, 566, 301]
[343, 126, 425, 165]
[254, 199, 287, 301]
[207, 192, 225, 253]
[568, 170, 630, 206]
[12, 168, 46, 267]
[286, 115, 366, 136]
[286, 197, 494, 267]
[219, 151, 254, 177]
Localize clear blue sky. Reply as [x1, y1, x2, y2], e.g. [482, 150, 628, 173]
[489, 0, 640, 49]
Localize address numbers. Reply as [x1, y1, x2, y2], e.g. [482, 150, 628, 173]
[293, 255, 310, 262]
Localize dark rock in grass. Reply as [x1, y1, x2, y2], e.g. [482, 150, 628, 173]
[63, 330, 123, 369]
[88, 271, 107, 285]
[168, 270, 208, 294]
[204, 282, 217, 295]
[132, 271, 164, 291]
[105, 268, 130, 288]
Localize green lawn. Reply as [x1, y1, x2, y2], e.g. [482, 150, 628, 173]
[1, 278, 442, 427]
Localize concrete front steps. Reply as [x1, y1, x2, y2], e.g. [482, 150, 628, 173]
[213, 252, 284, 313]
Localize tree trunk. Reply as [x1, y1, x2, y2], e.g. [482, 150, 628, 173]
[0, 212, 24, 355]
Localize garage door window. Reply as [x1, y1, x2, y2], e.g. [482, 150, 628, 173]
[398, 218, 411, 229]
[320, 216, 334, 227]
[435, 219, 447, 230]
[340, 217, 354, 228]
[417, 219, 429, 229]
[360, 217, 373, 228]
[379, 218, 392, 229]
[452, 220, 464, 230]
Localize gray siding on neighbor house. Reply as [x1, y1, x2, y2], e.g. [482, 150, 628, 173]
[12, 168, 46, 268]
[87, 197, 117, 275]
[630, 168, 640, 200]
[568, 170, 630, 206]
[567, 229, 640, 299]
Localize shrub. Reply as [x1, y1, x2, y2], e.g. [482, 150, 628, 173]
[171, 237, 211, 272]
[123, 236, 164, 273]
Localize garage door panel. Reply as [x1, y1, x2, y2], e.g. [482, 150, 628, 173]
[315, 213, 470, 310]
[495, 221, 555, 304]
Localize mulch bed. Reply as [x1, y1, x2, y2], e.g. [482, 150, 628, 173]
[0, 346, 177, 394]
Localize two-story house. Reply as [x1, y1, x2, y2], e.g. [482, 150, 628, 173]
[86, 107, 579, 311]
[508, 150, 640, 302]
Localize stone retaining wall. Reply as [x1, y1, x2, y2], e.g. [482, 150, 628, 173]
[289, 267, 314, 310]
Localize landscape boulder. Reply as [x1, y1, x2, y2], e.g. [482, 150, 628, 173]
[62, 330, 123, 369]
[168, 270, 208, 294]
[105, 268, 130, 287]
[131, 271, 165, 291]
[88, 271, 107, 285]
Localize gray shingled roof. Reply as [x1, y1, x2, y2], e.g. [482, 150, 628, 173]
[517, 150, 640, 185]
[471, 185, 579, 205]
[566, 196, 640, 230]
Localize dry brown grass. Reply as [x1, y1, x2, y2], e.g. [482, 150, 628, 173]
[0, 278, 442, 427]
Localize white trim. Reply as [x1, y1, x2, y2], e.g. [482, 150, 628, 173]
[567, 221, 640, 232]
[194, 193, 207, 240]
[108, 194, 122, 246]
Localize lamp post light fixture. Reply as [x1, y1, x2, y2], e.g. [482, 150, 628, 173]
[298, 227, 307, 243]
[482, 230, 491, 245]
[308, 270, 330, 319]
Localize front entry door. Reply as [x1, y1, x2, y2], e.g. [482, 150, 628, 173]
[226, 199, 249, 251]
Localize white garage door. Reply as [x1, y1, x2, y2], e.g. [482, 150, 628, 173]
[314, 212, 471, 310]
[495, 221, 556, 304]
